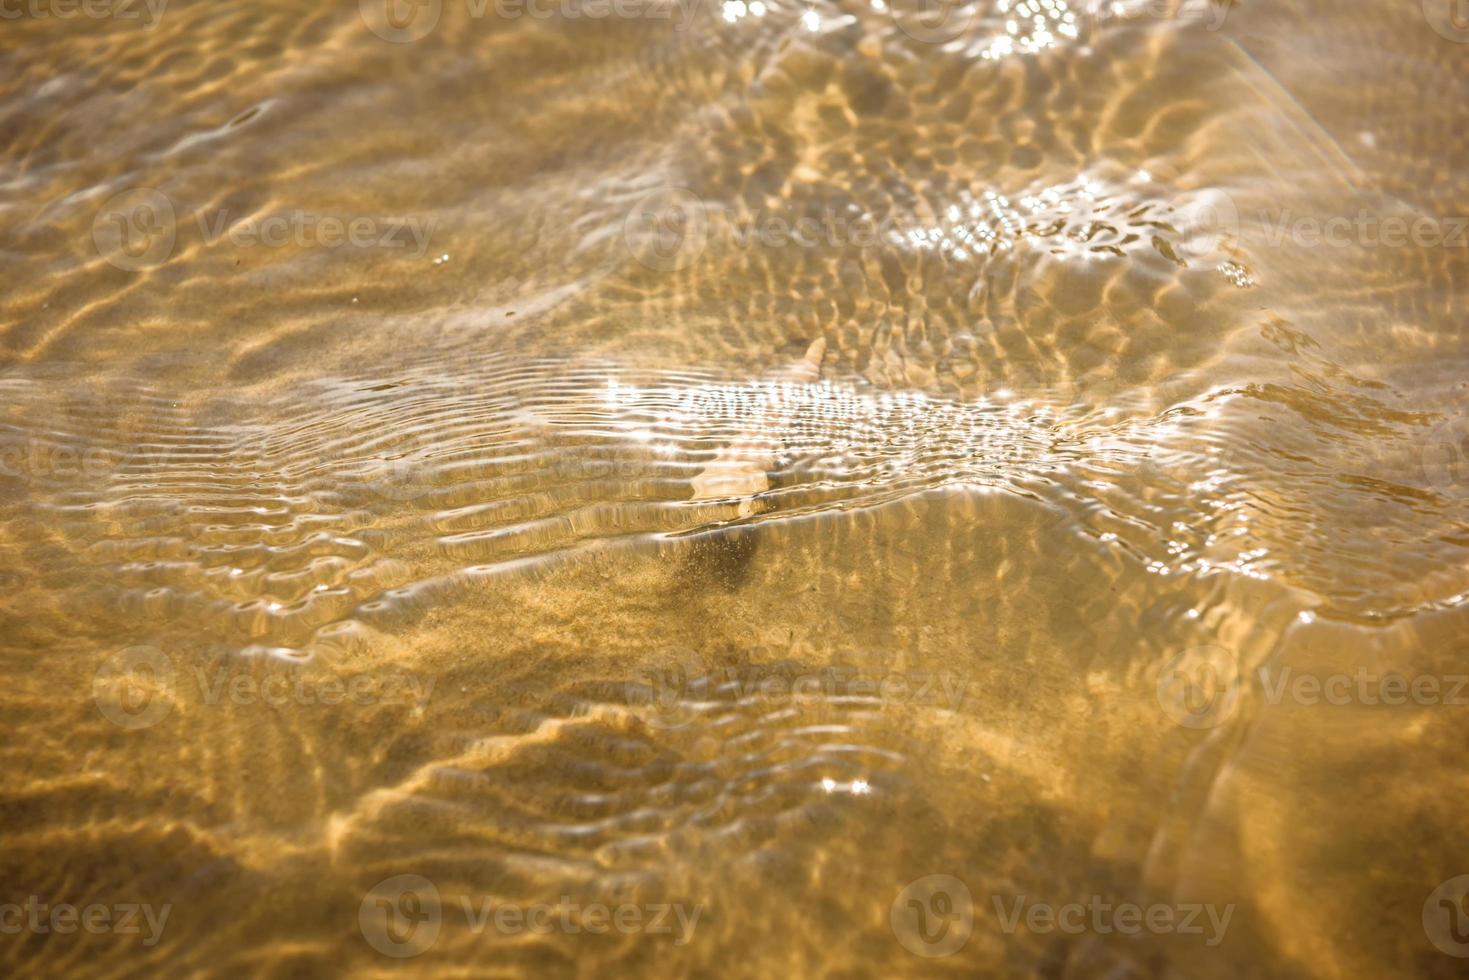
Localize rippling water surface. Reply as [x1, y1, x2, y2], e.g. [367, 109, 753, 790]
[3, 0, 1469, 976]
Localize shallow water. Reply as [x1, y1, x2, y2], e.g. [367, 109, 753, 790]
[3, 0, 1469, 976]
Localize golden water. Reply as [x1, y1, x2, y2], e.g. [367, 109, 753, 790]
[3, 0, 1469, 976]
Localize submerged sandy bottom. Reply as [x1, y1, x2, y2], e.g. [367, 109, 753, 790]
[1, 1, 1468, 976]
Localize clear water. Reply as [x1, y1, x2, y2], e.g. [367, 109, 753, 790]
[2, 1, 1469, 976]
